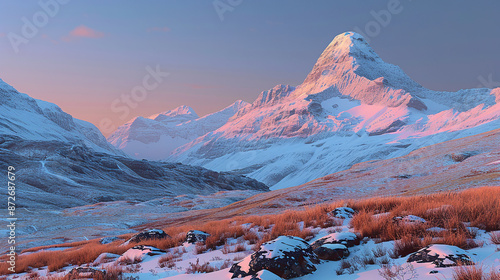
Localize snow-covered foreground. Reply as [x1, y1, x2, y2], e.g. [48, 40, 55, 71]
[14, 210, 500, 280]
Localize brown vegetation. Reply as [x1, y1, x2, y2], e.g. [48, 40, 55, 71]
[489, 231, 500, 245]
[2, 187, 498, 274]
[451, 265, 500, 280]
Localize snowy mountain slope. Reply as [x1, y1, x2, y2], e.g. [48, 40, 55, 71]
[0, 135, 267, 210]
[0, 78, 121, 155]
[0, 134, 268, 252]
[0, 78, 270, 252]
[108, 101, 249, 160]
[163, 32, 500, 189]
[141, 126, 500, 228]
[0, 77, 268, 208]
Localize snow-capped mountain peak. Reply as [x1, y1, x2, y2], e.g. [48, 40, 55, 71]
[112, 31, 500, 189]
[314, 31, 378, 63]
[108, 100, 249, 160]
[296, 31, 425, 110]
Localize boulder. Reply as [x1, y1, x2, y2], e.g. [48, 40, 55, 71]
[99, 236, 119, 244]
[66, 267, 106, 279]
[407, 244, 474, 267]
[186, 230, 211, 244]
[130, 245, 166, 256]
[230, 236, 320, 279]
[310, 232, 360, 249]
[330, 207, 356, 219]
[127, 229, 170, 243]
[313, 244, 349, 261]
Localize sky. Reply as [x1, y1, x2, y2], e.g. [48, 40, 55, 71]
[1, 0, 499, 136]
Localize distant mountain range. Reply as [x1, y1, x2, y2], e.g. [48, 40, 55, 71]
[0, 79, 268, 210]
[108, 101, 248, 160]
[109, 32, 500, 189]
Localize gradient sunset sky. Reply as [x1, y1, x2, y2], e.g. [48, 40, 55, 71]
[1, 0, 499, 135]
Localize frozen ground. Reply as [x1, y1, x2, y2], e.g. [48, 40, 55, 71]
[0, 190, 262, 253]
[12, 213, 500, 280]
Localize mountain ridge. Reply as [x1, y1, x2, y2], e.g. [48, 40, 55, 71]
[0, 78, 122, 155]
[110, 31, 500, 189]
[108, 100, 249, 160]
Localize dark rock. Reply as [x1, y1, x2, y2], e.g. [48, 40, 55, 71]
[307, 102, 323, 116]
[369, 120, 406, 136]
[310, 232, 360, 249]
[229, 236, 320, 279]
[186, 230, 211, 244]
[130, 245, 166, 256]
[313, 244, 349, 261]
[407, 97, 428, 111]
[448, 151, 478, 162]
[128, 229, 170, 243]
[407, 245, 474, 267]
[66, 267, 106, 279]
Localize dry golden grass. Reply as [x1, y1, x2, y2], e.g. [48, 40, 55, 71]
[350, 187, 500, 245]
[391, 235, 432, 258]
[2, 186, 498, 274]
[242, 230, 259, 245]
[20, 240, 92, 254]
[185, 259, 216, 274]
[490, 231, 500, 245]
[0, 239, 132, 273]
[452, 265, 484, 280]
[269, 212, 314, 241]
[158, 253, 175, 269]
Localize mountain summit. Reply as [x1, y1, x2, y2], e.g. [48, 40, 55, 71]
[111, 32, 500, 189]
[297, 32, 426, 110]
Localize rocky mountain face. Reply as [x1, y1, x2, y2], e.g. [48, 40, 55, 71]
[169, 32, 500, 189]
[142, 126, 500, 228]
[110, 32, 500, 189]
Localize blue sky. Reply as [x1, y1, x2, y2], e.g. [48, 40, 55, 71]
[1, 0, 499, 135]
